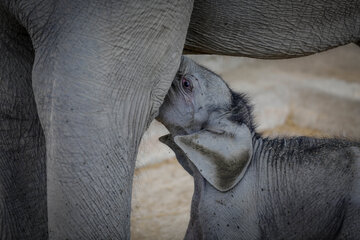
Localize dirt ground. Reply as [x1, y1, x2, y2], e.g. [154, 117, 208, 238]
[131, 44, 360, 240]
[131, 159, 193, 240]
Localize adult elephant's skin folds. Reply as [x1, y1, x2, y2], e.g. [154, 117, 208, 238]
[0, 0, 193, 239]
[185, 0, 360, 58]
[0, 0, 360, 239]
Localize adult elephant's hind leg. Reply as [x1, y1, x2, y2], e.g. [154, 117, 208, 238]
[0, 7, 47, 239]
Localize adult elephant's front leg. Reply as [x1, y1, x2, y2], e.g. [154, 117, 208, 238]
[26, 1, 193, 238]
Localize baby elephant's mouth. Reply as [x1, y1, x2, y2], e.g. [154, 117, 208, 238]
[155, 114, 187, 136]
[169, 125, 189, 136]
[170, 125, 202, 137]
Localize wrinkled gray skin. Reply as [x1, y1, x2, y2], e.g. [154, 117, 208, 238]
[0, 0, 359, 239]
[157, 57, 360, 240]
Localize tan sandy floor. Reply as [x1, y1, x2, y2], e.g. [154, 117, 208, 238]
[131, 159, 193, 240]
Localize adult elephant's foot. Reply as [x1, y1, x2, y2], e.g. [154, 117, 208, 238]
[0, 7, 47, 240]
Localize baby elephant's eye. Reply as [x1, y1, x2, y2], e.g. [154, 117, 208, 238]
[181, 77, 193, 91]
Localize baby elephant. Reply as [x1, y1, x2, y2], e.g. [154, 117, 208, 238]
[156, 56, 360, 240]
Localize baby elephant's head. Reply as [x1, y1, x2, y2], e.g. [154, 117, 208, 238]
[157, 56, 255, 192]
[157, 56, 233, 136]
[157, 56, 254, 136]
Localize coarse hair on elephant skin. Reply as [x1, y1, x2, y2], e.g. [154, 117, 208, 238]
[157, 56, 360, 240]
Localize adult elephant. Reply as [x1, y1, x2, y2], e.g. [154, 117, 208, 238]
[0, 0, 359, 239]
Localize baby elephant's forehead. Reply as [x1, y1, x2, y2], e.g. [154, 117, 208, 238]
[180, 57, 232, 102]
[182, 64, 223, 86]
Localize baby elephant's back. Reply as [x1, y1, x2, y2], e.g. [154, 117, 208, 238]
[334, 146, 360, 239]
[258, 140, 360, 240]
[189, 140, 360, 240]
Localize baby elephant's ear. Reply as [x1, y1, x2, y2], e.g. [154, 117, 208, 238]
[174, 123, 253, 192]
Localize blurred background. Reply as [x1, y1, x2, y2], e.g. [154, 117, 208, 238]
[131, 43, 360, 240]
